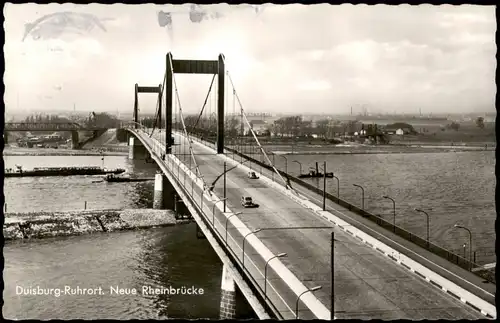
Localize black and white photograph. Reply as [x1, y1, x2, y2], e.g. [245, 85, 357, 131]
[2, 3, 496, 320]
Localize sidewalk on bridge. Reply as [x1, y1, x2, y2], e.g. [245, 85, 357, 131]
[290, 182, 496, 303]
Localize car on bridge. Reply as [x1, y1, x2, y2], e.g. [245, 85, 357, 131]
[241, 196, 259, 208]
[247, 171, 259, 179]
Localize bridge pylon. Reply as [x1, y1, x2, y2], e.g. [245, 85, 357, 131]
[164, 52, 225, 154]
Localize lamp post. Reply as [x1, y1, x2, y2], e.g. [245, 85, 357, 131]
[223, 162, 227, 212]
[296, 286, 322, 319]
[225, 211, 242, 243]
[333, 174, 340, 199]
[415, 208, 430, 248]
[242, 229, 262, 270]
[264, 253, 287, 301]
[353, 184, 365, 211]
[454, 224, 473, 270]
[272, 153, 275, 181]
[212, 198, 228, 226]
[292, 160, 302, 175]
[382, 195, 396, 232]
[278, 155, 288, 174]
[322, 161, 327, 211]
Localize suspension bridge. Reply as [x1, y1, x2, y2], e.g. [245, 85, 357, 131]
[121, 52, 496, 320]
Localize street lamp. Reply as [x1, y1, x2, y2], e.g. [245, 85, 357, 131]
[415, 208, 430, 248]
[353, 184, 365, 211]
[333, 174, 340, 199]
[322, 161, 327, 211]
[278, 155, 288, 174]
[242, 229, 262, 270]
[212, 198, 228, 226]
[225, 211, 242, 243]
[292, 160, 302, 175]
[382, 195, 396, 232]
[264, 253, 287, 301]
[454, 224, 473, 270]
[296, 286, 322, 319]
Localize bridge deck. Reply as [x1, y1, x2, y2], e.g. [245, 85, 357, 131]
[150, 130, 484, 320]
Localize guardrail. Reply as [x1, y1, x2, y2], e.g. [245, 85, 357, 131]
[186, 133, 496, 319]
[125, 126, 331, 320]
[186, 133, 494, 284]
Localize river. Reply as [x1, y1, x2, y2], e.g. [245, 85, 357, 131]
[3, 150, 495, 319]
[260, 150, 496, 265]
[3, 155, 241, 319]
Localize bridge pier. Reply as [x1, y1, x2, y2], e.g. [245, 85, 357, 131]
[3, 131, 8, 145]
[71, 131, 79, 149]
[153, 173, 168, 209]
[128, 136, 141, 159]
[219, 264, 237, 319]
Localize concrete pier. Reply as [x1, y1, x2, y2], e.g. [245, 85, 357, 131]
[153, 173, 167, 209]
[4, 131, 8, 145]
[71, 130, 79, 149]
[128, 136, 139, 159]
[219, 264, 237, 319]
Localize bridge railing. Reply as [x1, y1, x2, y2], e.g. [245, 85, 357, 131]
[183, 131, 495, 285]
[126, 127, 330, 320]
[5, 122, 107, 131]
[173, 130, 497, 319]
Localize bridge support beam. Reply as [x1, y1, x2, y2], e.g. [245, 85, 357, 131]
[71, 131, 79, 149]
[217, 54, 225, 154]
[219, 264, 236, 319]
[153, 173, 168, 209]
[4, 131, 8, 145]
[128, 136, 141, 159]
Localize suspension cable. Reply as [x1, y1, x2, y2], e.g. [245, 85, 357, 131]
[168, 54, 209, 192]
[149, 69, 168, 137]
[221, 56, 292, 191]
[191, 74, 216, 134]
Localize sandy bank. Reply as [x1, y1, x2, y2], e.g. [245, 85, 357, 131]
[3, 209, 192, 241]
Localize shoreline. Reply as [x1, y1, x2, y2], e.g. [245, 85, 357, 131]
[249, 144, 495, 155]
[3, 147, 128, 156]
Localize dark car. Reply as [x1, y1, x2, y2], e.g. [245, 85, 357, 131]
[241, 196, 259, 208]
[248, 171, 259, 179]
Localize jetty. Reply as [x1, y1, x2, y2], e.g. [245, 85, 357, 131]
[3, 208, 193, 240]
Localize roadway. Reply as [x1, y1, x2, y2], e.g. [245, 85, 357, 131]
[148, 129, 484, 320]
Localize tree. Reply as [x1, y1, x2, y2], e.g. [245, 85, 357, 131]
[476, 117, 485, 129]
[315, 119, 329, 139]
[448, 122, 460, 131]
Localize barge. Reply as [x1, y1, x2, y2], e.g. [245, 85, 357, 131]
[5, 165, 126, 177]
[104, 174, 153, 183]
[298, 162, 334, 178]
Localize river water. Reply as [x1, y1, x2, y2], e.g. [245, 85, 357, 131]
[3, 150, 496, 319]
[262, 150, 496, 264]
[3, 155, 230, 320]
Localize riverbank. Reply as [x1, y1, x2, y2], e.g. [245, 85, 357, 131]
[253, 143, 494, 155]
[3, 146, 128, 156]
[4, 209, 193, 241]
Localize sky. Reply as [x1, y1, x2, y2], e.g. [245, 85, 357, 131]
[3, 3, 496, 116]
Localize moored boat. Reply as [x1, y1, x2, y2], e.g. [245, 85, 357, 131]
[5, 165, 125, 177]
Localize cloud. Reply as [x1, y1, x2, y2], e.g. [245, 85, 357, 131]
[3, 4, 496, 115]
